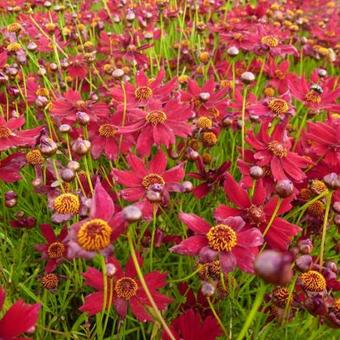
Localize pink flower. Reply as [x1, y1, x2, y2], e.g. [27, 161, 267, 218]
[171, 212, 263, 273]
[0, 152, 26, 183]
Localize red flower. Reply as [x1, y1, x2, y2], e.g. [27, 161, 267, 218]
[111, 69, 177, 107]
[305, 118, 340, 168]
[265, 58, 290, 94]
[68, 55, 88, 79]
[35, 224, 68, 273]
[112, 150, 185, 203]
[0, 116, 42, 152]
[0, 287, 40, 340]
[67, 179, 124, 259]
[288, 75, 340, 113]
[51, 90, 110, 124]
[170, 212, 263, 273]
[246, 121, 310, 182]
[162, 309, 222, 340]
[79, 255, 172, 322]
[215, 174, 301, 251]
[0, 152, 26, 183]
[121, 99, 192, 156]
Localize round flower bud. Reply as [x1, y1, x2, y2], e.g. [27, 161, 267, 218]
[182, 181, 193, 193]
[40, 137, 58, 156]
[201, 281, 216, 297]
[227, 46, 239, 56]
[296, 255, 313, 272]
[199, 92, 211, 102]
[199, 51, 210, 64]
[222, 116, 233, 127]
[35, 95, 49, 107]
[146, 189, 162, 202]
[250, 166, 264, 179]
[241, 71, 255, 84]
[275, 179, 294, 198]
[323, 172, 340, 190]
[106, 263, 117, 276]
[318, 68, 327, 77]
[112, 68, 124, 78]
[5, 198, 17, 208]
[123, 205, 142, 223]
[76, 111, 90, 125]
[186, 148, 199, 161]
[72, 138, 91, 156]
[255, 250, 293, 286]
[67, 160, 80, 172]
[5, 190, 17, 200]
[298, 238, 313, 254]
[326, 261, 338, 274]
[61, 168, 75, 182]
[32, 177, 43, 187]
[59, 124, 71, 133]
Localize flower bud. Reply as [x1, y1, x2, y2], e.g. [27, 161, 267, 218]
[5, 190, 17, 200]
[296, 255, 312, 272]
[112, 68, 124, 78]
[227, 46, 239, 56]
[323, 173, 340, 190]
[182, 181, 193, 193]
[275, 179, 294, 198]
[199, 92, 211, 102]
[106, 263, 117, 276]
[255, 250, 293, 286]
[27, 42, 37, 51]
[40, 137, 58, 156]
[35, 95, 49, 107]
[76, 111, 90, 125]
[123, 205, 142, 223]
[325, 261, 338, 273]
[61, 168, 75, 182]
[241, 71, 255, 84]
[72, 138, 91, 155]
[5, 198, 17, 208]
[201, 281, 216, 297]
[186, 147, 199, 161]
[67, 160, 80, 172]
[250, 166, 264, 179]
[298, 238, 313, 254]
[59, 124, 71, 133]
[318, 68, 327, 77]
[146, 190, 162, 202]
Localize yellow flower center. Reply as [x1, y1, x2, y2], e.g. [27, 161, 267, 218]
[307, 200, 325, 218]
[261, 35, 279, 47]
[75, 100, 86, 110]
[233, 32, 244, 41]
[199, 260, 221, 281]
[47, 241, 65, 259]
[268, 141, 288, 158]
[77, 218, 112, 251]
[305, 90, 321, 104]
[36, 88, 49, 97]
[145, 110, 167, 125]
[7, 42, 21, 52]
[0, 126, 11, 138]
[142, 173, 165, 189]
[207, 224, 238, 252]
[42, 273, 59, 290]
[26, 149, 44, 165]
[202, 132, 217, 146]
[53, 193, 80, 214]
[197, 116, 213, 129]
[300, 270, 326, 292]
[268, 98, 289, 115]
[310, 180, 327, 195]
[99, 124, 117, 137]
[134, 86, 153, 101]
[115, 277, 138, 300]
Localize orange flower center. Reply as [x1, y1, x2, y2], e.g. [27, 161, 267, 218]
[142, 173, 165, 189]
[145, 110, 167, 125]
[75, 100, 86, 110]
[268, 141, 288, 158]
[268, 98, 289, 115]
[134, 86, 153, 101]
[53, 193, 80, 214]
[272, 287, 290, 307]
[207, 224, 237, 252]
[42, 273, 59, 290]
[233, 32, 244, 41]
[274, 69, 285, 79]
[26, 149, 44, 165]
[300, 270, 326, 292]
[261, 35, 279, 47]
[115, 277, 138, 300]
[305, 90, 321, 104]
[77, 218, 112, 251]
[0, 126, 11, 138]
[47, 241, 65, 259]
[99, 124, 117, 137]
[197, 116, 213, 129]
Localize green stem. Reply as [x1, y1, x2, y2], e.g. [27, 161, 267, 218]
[241, 85, 248, 160]
[263, 197, 282, 237]
[207, 297, 229, 339]
[127, 229, 175, 340]
[169, 267, 200, 283]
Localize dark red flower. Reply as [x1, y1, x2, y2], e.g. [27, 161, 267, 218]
[215, 174, 301, 250]
[0, 287, 40, 340]
[0, 152, 26, 183]
[68, 55, 88, 79]
[0, 116, 42, 152]
[35, 224, 68, 273]
[79, 255, 172, 322]
[171, 212, 263, 273]
[162, 309, 222, 340]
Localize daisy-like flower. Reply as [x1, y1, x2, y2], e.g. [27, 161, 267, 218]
[248, 92, 295, 120]
[111, 69, 177, 107]
[88, 116, 134, 160]
[162, 309, 222, 340]
[288, 75, 340, 113]
[0, 152, 26, 183]
[79, 255, 172, 322]
[51, 90, 110, 124]
[0, 287, 40, 340]
[35, 224, 68, 273]
[66, 179, 124, 259]
[112, 149, 184, 203]
[0, 116, 42, 152]
[246, 121, 310, 182]
[181, 78, 228, 119]
[68, 54, 88, 79]
[121, 99, 192, 156]
[170, 213, 263, 273]
[215, 174, 301, 251]
[265, 58, 290, 94]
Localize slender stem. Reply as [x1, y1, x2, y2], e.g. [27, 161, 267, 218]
[207, 297, 229, 339]
[241, 85, 248, 160]
[263, 197, 282, 236]
[293, 109, 308, 151]
[127, 229, 175, 340]
[236, 282, 266, 340]
[169, 267, 200, 283]
[319, 190, 333, 267]
[149, 205, 157, 271]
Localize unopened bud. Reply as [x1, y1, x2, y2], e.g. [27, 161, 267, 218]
[275, 179, 294, 198]
[123, 205, 142, 222]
